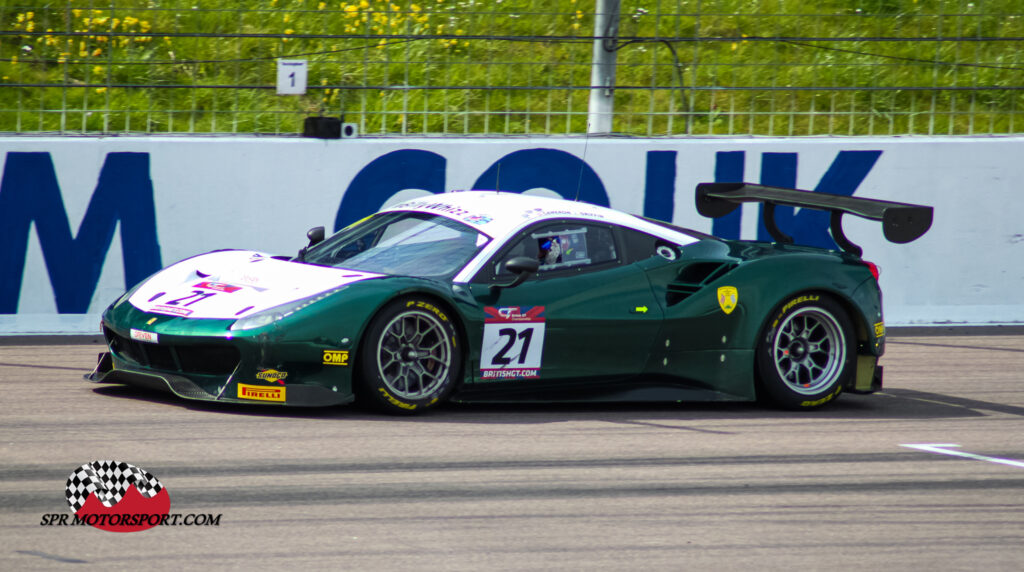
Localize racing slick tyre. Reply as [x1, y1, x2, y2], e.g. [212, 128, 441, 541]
[755, 293, 855, 410]
[357, 297, 461, 414]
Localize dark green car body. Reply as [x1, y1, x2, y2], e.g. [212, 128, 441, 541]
[90, 185, 928, 412]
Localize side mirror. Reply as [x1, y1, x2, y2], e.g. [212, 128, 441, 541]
[296, 226, 326, 262]
[306, 226, 326, 247]
[491, 256, 540, 291]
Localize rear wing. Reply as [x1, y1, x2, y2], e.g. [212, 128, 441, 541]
[695, 182, 933, 256]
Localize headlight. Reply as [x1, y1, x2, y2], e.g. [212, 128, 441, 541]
[229, 286, 346, 331]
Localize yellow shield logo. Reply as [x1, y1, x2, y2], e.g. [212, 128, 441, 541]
[717, 286, 738, 315]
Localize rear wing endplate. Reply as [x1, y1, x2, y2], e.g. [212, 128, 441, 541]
[695, 182, 933, 256]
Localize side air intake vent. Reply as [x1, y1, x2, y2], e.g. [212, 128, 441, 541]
[666, 262, 736, 306]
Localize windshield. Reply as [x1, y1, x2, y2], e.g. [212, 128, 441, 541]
[303, 212, 491, 278]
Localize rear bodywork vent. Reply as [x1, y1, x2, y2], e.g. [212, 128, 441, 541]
[666, 262, 737, 306]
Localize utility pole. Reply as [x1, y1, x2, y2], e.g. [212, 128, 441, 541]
[587, 0, 620, 134]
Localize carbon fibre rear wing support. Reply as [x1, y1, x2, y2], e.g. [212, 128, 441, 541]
[695, 182, 933, 257]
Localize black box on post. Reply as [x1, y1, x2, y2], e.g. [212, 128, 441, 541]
[303, 116, 342, 139]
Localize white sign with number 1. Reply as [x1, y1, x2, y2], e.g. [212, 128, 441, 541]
[276, 60, 308, 95]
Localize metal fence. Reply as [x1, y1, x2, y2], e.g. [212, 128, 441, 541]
[1, 1, 1022, 136]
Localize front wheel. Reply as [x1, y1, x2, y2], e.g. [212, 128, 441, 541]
[755, 293, 855, 410]
[357, 297, 461, 414]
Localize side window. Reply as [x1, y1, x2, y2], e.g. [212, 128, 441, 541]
[494, 223, 618, 278]
[620, 227, 681, 263]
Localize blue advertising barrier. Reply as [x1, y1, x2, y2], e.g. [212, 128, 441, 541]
[0, 137, 1019, 331]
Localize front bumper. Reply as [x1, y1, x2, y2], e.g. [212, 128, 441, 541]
[92, 301, 359, 407]
[87, 351, 354, 406]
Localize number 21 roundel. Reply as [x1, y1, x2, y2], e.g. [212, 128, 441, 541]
[480, 307, 546, 380]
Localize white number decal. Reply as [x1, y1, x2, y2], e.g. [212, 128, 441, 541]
[480, 307, 546, 380]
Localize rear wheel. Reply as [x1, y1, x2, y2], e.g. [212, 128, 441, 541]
[756, 293, 854, 409]
[357, 297, 461, 414]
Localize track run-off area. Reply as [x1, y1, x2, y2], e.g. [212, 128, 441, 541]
[2, 333, 1023, 570]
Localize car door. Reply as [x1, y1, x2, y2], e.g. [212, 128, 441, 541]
[466, 220, 664, 387]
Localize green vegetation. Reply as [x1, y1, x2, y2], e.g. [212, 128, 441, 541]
[1, 0, 1022, 135]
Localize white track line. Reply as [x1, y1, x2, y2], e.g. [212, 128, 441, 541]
[901, 443, 1024, 469]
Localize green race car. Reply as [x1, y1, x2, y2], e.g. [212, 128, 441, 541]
[89, 183, 932, 413]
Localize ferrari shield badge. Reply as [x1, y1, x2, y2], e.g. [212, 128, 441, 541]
[717, 286, 738, 315]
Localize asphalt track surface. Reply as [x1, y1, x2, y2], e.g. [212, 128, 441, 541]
[2, 334, 1023, 571]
